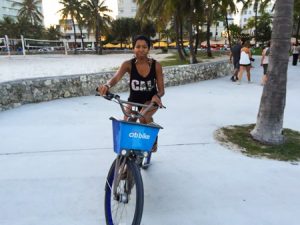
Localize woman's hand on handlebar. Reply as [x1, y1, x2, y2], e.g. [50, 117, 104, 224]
[151, 94, 163, 107]
[97, 84, 110, 96]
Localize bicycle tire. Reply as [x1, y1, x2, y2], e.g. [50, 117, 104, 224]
[104, 158, 144, 225]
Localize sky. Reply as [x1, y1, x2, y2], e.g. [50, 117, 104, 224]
[42, 0, 118, 28]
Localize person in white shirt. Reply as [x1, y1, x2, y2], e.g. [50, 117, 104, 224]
[237, 42, 252, 84]
[261, 42, 270, 85]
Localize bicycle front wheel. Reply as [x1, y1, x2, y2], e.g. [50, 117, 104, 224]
[104, 158, 144, 225]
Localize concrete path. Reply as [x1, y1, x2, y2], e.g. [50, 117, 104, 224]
[0, 56, 299, 225]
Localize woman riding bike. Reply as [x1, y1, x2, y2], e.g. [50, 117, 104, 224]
[98, 35, 165, 151]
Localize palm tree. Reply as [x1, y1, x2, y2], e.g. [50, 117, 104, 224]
[245, 12, 272, 45]
[59, 0, 81, 53]
[237, 0, 273, 45]
[187, 0, 198, 63]
[0, 17, 17, 37]
[216, 0, 237, 48]
[83, 0, 112, 54]
[293, 0, 300, 44]
[45, 26, 61, 40]
[135, 0, 187, 61]
[204, 0, 213, 57]
[250, 0, 294, 144]
[75, 8, 86, 50]
[12, 0, 43, 25]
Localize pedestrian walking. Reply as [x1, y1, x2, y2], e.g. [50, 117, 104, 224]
[261, 42, 270, 85]
[291, 43, 300, 66]
[229, 39, 242, 82]
[237, 42, 252, 84]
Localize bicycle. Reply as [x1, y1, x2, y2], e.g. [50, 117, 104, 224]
[99, 92, 164, 225]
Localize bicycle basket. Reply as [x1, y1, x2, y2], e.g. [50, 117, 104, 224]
[110, 117, 162, 154]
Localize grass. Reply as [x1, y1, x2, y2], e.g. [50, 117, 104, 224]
[159, 50, 229, 67]
[108, 50, 228, 70]
[251, 47, 263, 55]
[159, 54, 189, 67]
[216, 124, 300, 162]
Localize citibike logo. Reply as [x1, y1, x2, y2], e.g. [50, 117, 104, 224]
[129, 132, 150, 140]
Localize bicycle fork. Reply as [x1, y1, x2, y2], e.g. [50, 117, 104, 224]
[111, 156, 132, 203]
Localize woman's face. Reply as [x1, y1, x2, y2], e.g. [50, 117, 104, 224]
[134, 40, 149, 58]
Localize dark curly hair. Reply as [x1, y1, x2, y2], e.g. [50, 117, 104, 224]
[133, 35, 151, 48]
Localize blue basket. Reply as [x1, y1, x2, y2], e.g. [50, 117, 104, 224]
[111, 117, 162, 154]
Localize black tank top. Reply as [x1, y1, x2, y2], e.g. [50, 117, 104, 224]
[128, 58, 157, 104]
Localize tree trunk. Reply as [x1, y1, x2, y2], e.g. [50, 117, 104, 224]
[225, 15, 232, 48]
[71, 17, 77, 54]
[174, 15, 185, 61]
[254, 2, 258, 46]
[180, 22, 188, 56]
[79, 27, 85, 50]
[188, 0, 197, 64]
[296, 16, 300, 45]
[250, 0, 294, 145]
[95, 13, 103, 55]
[206, 20, 212, 58]
[98, 29, 103, 55]
[206, 1, 212, 58]
[194, 25, 200, 55]
[95, 27, 99, 54]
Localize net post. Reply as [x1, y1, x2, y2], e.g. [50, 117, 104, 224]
[21, 35, 26, 56]
[4, 35, 11, 57]
[64, 40, 68, 55]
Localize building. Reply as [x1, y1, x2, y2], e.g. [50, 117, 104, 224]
[117, 0, 137, 18]
[0, 0, 43, 22]
[58, 19, 96, 49]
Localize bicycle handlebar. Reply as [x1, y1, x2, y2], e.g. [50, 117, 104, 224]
[96, 88, 165, 120]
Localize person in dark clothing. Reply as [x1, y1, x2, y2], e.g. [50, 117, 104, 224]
[291, 43, 300, 66]
[229, 40, 243, 81]
[98, 35, 164, 152]
[98, 35, 164, 123]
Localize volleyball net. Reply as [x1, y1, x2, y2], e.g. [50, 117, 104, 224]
[24, 38, 68, 54]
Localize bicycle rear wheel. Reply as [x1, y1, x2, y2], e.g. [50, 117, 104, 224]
[104, 157, 144, 225]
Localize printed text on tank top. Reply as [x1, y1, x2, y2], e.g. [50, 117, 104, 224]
[131, 59, 155, 92]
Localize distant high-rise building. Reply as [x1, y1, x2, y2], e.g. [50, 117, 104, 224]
[0, 0, 43, 23]
[117, 0, 137, 18]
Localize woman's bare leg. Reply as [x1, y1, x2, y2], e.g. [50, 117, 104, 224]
[246, 66, 251, 82]
[139, 101, 158, 124]
[238, 66, 245, 83]
[138, 101, 159, 152]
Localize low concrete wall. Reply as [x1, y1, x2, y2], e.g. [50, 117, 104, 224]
[0, 60, 232, 111]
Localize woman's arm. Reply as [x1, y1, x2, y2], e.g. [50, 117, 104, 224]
[150, 61, 164, 107]
[155, 62, 164, 98]
[248, 48, 252, 59]
[261, 49, 265, 65]
[98, 60, 130, 95]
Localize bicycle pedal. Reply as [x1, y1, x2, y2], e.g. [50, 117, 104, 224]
[141, 156, 151, 169]
[141, 162, 151, 169]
